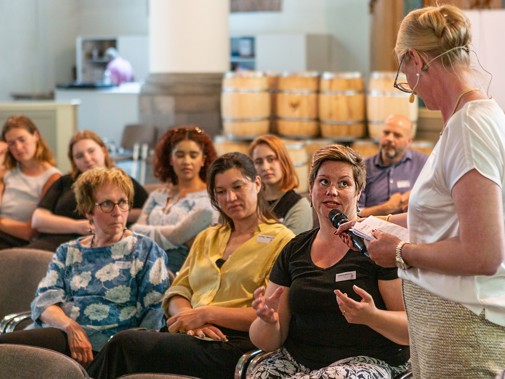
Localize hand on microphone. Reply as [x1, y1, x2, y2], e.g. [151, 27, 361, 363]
[328, 209, 368, 256]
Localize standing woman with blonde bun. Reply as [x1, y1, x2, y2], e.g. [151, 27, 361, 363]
[338, 5, 505, 377]
[249, 134, 313, 235]
[0, 115, 61, 248]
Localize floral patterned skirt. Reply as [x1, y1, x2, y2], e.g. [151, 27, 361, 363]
[247, 347, 410, 379]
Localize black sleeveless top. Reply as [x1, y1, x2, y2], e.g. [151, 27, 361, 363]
[268, 190, 302, 220]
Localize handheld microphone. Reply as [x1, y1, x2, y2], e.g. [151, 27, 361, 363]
[328, 209, 368, 256]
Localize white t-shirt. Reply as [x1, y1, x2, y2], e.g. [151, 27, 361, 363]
[401, 99, 505, 326]
[0, 165, 61, 223]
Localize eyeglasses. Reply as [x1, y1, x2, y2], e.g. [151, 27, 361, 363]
[393, 54, 413, 94]
[95, 199, 130, 213]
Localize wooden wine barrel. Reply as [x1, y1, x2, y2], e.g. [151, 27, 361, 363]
[283, 139, 309, 193]
[213, 135, 249, 157]
[275, 72, 320, 138]
[350, 139, 379, 159]
[221, 71, 270, 140]
[366, 71, 418, 139]
[319, 72, 366, 141]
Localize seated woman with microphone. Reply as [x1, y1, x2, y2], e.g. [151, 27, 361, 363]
[249, 145, 410, 378]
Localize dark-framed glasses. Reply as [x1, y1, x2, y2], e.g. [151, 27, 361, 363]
[393, 55, 413, 94]
[95, 199, 130, 213]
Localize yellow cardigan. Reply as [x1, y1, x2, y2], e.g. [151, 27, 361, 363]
[162, 222, 294, 313]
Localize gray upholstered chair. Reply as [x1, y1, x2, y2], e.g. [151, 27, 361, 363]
[0, 248, 53, 333]
[0, 344, 89, 378]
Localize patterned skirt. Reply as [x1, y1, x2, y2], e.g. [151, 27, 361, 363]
[403, 280, 505, 378]
[247, 347, 410, 379]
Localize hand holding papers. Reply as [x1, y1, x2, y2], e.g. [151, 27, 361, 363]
[351, 216, 409, 242]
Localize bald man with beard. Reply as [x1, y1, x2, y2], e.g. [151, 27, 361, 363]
[358, 114, 428, 217]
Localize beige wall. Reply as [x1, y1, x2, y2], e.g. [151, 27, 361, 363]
[0, 0, 371, 102]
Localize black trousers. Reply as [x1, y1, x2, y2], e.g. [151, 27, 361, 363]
[0, 327, 71, 355]
[87, 328, 255, 379]
[0, 230, 28, 249]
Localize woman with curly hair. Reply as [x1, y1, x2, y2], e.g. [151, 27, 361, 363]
[131, 125, 219, 274]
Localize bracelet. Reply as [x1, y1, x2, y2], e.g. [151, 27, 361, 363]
[385, 214, 392, 222]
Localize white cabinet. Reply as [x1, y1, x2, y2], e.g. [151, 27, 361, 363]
[230, 33, 332, 72]
[76, 36, 148, 83]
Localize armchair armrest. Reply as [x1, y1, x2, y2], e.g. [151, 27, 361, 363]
[0, 311, 32, 334]
[234, 349, 263, 379]
[234, 349, 280, 379]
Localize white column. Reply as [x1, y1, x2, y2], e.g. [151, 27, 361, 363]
[149, 0, 229, 73]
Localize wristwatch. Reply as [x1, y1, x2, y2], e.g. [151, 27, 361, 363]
[395, 241, 410, 270]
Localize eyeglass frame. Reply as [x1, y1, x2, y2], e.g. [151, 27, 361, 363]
[393, 54, 413, 94]
[393, 46, 468, 94]
[95, 199, 130, 213]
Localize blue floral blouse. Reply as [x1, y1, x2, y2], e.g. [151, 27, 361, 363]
[31, 233, 170, 351]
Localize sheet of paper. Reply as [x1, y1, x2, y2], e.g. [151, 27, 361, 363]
[351, 216, 409, 242]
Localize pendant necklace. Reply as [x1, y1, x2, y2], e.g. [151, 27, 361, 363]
[440, 88, 480, 136]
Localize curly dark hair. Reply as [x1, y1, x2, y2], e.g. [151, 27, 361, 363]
[153, 125, 217, 185]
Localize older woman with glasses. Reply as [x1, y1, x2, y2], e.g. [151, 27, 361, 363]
[130, 125, 219, 274]
[0, 167, 170, 368]
[340, 5, 505, 377]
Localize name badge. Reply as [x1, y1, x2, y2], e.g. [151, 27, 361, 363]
[335, 271, 356, 282]
[257, 234, 275, 244]
[397, 180, 411, 189]
[115, 261, 132, 270]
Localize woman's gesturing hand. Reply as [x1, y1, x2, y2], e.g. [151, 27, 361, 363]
[252, 286, 284, 324]
[335, 285, 378, 325]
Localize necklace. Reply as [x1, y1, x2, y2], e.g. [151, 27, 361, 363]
[441, 88, 480, 136]
[163, 192, 182, 214]
[91, 228, 127, 248]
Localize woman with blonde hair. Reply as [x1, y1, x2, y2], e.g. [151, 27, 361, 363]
[249, 134, 313, 235]
[0, 115, 61, 248]
[0, 167, 169, 367]
[29, 130, 147, 251]
[339, 4, 505, 377]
